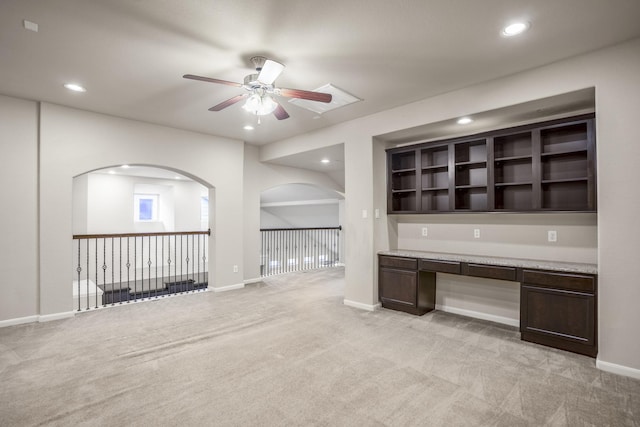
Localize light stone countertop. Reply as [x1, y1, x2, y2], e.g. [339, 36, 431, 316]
[378, 249, 598, 275]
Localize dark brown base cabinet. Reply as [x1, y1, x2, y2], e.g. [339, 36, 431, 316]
[520, 270, 597, 357]
[378, 254, 598, 357]
[379, 256, 436, 315]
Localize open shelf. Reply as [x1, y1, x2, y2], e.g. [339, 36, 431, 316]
[495, 157, 533, 184]
[542, 181, 589, 211]
[495, 184, 533, 210]
[391, 191, 417, 212]
[455, 140, 486, 163]
[455, 163, 487, 187]
[541, 123, 588, 154]
[391, 170, 416, 191]
[542, 152, 588, 181]
[455, 187, 488, 211]
[494, 132, 532, 158]
[421, 168, 448, 189]
[421, 189, 449, 211]
[421, 146, 448, 168]
[391, 151, 416, 171]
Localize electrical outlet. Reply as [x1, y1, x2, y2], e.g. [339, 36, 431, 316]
[548, 230, 557, 242]
[374, 208, 380, 219]
[233, 265, 238, 273]
[474, 229, 480, 239]
[421, 227, 428, 237]
[362, 209, 368, 219]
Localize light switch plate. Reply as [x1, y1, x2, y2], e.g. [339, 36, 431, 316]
[548, 230, 557, 242]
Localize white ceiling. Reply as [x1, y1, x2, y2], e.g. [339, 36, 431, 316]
[1, 0, 639, 150]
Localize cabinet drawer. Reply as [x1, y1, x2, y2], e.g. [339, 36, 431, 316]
[466, 263, 517, 281]
[522, 270, 595, 293]
[419, 259, 461, 274]
[379, 256, 417, 270]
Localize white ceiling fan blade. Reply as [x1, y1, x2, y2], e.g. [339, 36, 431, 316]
[257, 60, 285, 85]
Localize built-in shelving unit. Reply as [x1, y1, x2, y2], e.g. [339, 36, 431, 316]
[387, 114, 596, 214]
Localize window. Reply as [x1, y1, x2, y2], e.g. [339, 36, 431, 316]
[134, 194, 159, 222]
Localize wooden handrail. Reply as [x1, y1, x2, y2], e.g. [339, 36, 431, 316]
[73, 229, 211, 240]
[260, 226, 342, 232]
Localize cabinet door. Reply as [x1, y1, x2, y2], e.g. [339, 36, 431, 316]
[379, 268, 417, 309]
[521, 284, 596, 357]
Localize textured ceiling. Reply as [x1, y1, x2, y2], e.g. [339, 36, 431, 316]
[1, 0, 639, 147]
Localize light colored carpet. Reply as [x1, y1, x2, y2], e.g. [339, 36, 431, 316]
[1, 267, 638, 426]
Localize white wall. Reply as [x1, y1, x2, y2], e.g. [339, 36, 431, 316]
[0, 95, 38, 322]
[72, 173, 207, 234]
[259, 38, 640, 375]
[243, 144, 343, 281]
[260, 203, 339, 228]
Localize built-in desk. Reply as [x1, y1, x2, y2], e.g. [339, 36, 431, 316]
[378, 250, 598, 357]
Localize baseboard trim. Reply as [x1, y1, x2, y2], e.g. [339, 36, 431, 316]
[0, 315, 39, 328]
[243, 277, 263, 285]
[212, 283, 245, 293]
[38, 311, 76, 323]
[596, 358, 640, 380]
[435, 304, 519, 328]
[343, 299, 381, 312]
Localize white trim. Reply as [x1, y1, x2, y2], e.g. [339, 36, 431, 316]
[0, 315, 39, 328]
[243, 277, 263, 284]
[38, 311, 76, 323]
[343, 299, 381, 312]
[435, 304, 520, 327]
[596, 358, 640, 380]
[212, 283, 245, 293]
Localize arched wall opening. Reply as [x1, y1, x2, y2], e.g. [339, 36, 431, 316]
[259, 183, 345, 276]
[71, 164, 214, 310]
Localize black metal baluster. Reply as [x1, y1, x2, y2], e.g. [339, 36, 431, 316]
[141, 235, 144, 299]
[167, 235, 172, 296]
[76, 239, 81, 311]
[155, 235, 158, 297]
[111, 237, 114, 305]
[147, 235, 152, 299]
[192, 235, 195, 291]
[126, 237, 131, 302]
[119, 237, 122, 305]
[99, 238, 105, 309]
[161, 235, 165, 297]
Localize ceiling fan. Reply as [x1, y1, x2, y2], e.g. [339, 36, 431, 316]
[184, 56, 332, 121]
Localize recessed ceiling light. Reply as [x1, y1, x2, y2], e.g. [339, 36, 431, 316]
[108, 170, 116, 175]
[243, 125, 254, 130]
[321, 159, 331, 164]
[502, 22, 529, 37]
[121, 165, 130, 169]
[457, 117, 473, 125]
[175, 176, 181, 180]
[64, 83, 86, 92]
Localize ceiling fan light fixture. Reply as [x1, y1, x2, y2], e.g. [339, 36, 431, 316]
[242, 93, 278, 116]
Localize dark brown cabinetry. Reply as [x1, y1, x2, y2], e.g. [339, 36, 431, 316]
[520, 270, 597, 357]
[387, 114, 596, 213]
[379, 256, 435, 315]
[378, 254, 598, 357]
